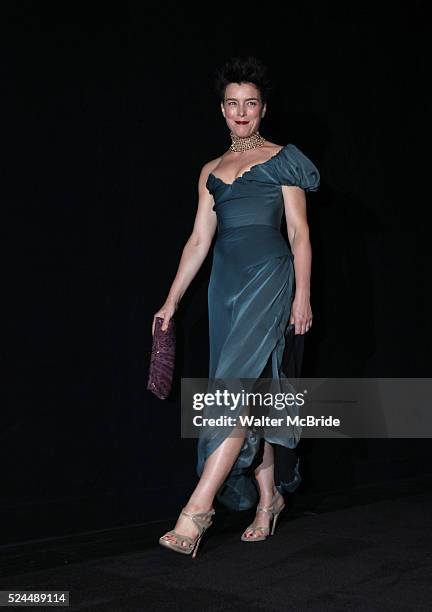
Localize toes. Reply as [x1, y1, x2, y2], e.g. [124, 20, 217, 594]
[162, 534, 176, 543]
[161, 534, 190, 548]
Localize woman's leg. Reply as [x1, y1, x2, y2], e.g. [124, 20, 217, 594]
[254, 440, 278, 500]
[161, 424, 247, 545]
[240, 348, 279, 537]
[242, 440, 279, 538]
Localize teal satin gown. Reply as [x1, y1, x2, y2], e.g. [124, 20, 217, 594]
[197, 143, 320, 511]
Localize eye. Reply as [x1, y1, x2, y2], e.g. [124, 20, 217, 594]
[248, 101, 258, 106]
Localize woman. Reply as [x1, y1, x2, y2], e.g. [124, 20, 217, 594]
[153, 56, 320, 557]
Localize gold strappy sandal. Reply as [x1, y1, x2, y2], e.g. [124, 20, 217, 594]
[241, 490, 285, 542]
[159, 507, 215, 558]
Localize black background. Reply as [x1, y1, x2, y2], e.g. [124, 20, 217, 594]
[2, 1, 431, 544]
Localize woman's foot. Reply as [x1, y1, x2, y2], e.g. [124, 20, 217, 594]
[160, 503, 214, 549]
[242, 488, 284, 540]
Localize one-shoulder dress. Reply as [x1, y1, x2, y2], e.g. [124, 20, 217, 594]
[197, 143, 320, 511]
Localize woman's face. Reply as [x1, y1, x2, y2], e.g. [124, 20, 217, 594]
[221, 82, 266, 138]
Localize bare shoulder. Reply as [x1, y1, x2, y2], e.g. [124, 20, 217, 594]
[197, 155, 225, 191]
[264, 141, 285, 153]
[200, 155, 224, 177]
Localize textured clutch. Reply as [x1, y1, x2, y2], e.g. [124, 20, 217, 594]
[147, 316, 176, 400]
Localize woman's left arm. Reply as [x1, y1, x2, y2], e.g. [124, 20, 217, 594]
[282, 185, 313, 335]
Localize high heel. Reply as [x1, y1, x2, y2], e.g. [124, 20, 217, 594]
[159, 507, 215, 558]
[241, 490, 285, 542]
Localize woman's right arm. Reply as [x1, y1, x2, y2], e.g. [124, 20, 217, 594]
[152, 161, 218, 335]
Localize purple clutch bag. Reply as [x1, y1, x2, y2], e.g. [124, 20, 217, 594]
[147, 316, 176, 400]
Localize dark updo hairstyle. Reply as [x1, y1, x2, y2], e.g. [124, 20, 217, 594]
[214, 56, 272, 105]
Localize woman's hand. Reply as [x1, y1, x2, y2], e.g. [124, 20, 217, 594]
[289, 292, 313, 335]
[152, 299, 178, 335]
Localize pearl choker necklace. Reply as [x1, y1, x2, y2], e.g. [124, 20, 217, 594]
[229, 130, 267, 152]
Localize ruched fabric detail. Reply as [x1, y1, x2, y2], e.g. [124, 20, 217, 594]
[272, 144, 320, 191]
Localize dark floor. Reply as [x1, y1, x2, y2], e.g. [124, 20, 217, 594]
[1, 476, 432, 611]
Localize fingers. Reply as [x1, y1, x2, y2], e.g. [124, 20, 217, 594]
[161, 313, 172, 332]
[153, 312, 172, 335]
[293, 318, 313, 335]
[152, 314, 164, 336]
